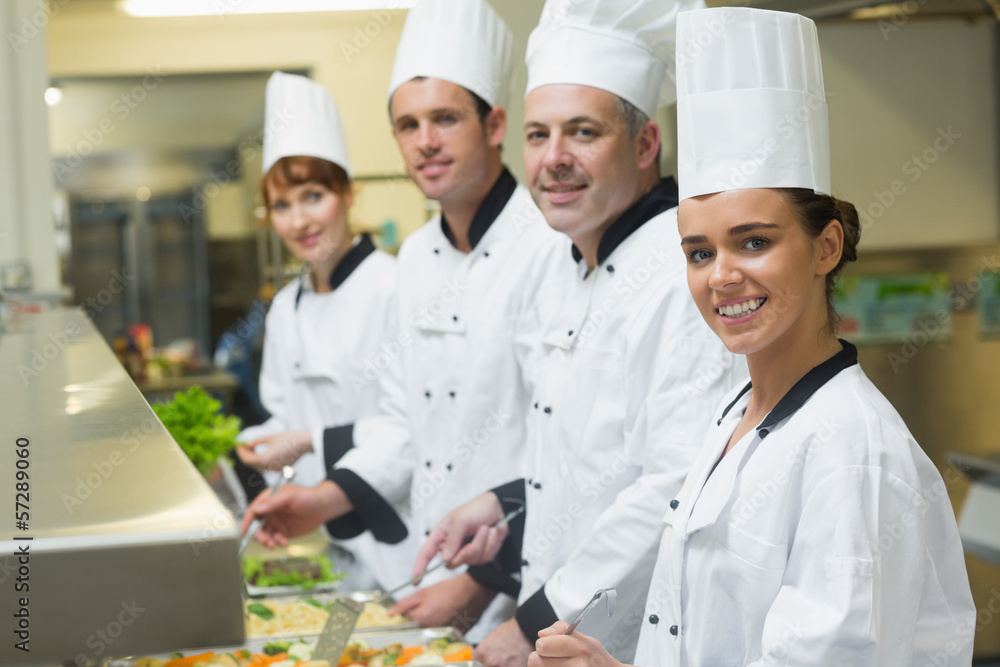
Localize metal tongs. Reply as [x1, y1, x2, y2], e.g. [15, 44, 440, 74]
[565, 588, 617, 634]
[373, 504, 526, 604]
[239, 465, 296, 555]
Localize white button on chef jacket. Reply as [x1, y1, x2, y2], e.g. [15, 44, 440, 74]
[517, 203, 744, 660]
[634, 353, 977, 667]
[238, 242, 419, 592]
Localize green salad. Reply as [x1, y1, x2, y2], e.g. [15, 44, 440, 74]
[242, 554, 346, 590]
[152, 386, 241, 475]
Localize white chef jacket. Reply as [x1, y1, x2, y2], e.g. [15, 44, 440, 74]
[502, 178, 745, 661]
[237, 235, 418, 591]
[634, 342, 977, 667]
[323, 169, 564, 638]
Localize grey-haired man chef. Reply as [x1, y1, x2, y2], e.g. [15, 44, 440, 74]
[404, 1, 745, 665]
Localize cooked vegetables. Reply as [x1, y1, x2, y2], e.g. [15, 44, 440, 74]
[338, 639, 472, 666]
[133, 638, 473, 667]
[247, 603, 277, 621]
[263, 642, 291, 656]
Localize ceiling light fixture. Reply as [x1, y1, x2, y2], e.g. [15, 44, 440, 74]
[44, 86, 62, 106]
[119, 0, 418, 17]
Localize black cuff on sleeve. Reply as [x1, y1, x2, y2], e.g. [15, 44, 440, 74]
[325, 468, 408, 544]
[490, 478, 526, 576]
[515, 586, 559, 643]
[491, 478, 526, 511]
[467, 561, 521, 599]
[323, 424, 355, 469]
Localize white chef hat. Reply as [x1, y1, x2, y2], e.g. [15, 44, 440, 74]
[525, 0, 705, 119]
[262, 71, 352, 179]
[387, 0, 514, 110]
[675, 7, 830, 200]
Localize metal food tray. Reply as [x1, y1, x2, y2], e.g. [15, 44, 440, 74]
[245, 579, 343, 597]
[246, 590, 420, 639]
[243, 554, 346, 597]
[106, 627, 474, 666]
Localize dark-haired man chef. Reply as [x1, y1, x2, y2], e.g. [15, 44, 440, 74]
[241, 0, 562, 640]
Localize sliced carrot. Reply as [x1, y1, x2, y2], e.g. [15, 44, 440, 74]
[395, 645, 425, 665]
[444, 646, 474, 663]
[248, 652, 288, 667]
[165, 653, 216, 667]
[339, 650, 374, 667]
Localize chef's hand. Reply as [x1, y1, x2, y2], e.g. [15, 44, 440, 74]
[235, 430, 313, 471]
[528, 621, 625, 667]
[388, 573, 496, 631]
[475, 619, 533, 667]
[412, 492, 507, 579]
[239, 480, 352, 548]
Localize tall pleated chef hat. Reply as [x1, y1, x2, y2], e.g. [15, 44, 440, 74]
[262, 71, 352, 178]
[387, 0, 514, 109]
[525, 0, 706, 119]
[675, 7, 830, 200]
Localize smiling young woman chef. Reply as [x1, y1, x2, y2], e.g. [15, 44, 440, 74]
[529, 8, 976, 667]
[234, 71, 414, 590]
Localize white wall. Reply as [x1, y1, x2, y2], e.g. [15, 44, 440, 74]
[46, 0, 554, 243]
[0, 0, 60, 294]
[48, 3, 429, 240]
[819, 18, 999, 250]
[43, 6, 1000, 254]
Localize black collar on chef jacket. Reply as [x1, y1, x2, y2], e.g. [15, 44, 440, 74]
[570, 176, 679, 267]
[440, 166, 517, 251]
[717, 339, 859, 437]
[294, 233, 377, 309]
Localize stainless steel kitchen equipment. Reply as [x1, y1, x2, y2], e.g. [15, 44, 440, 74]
[949, 452, 1000, 566]
[311, 597, 364, 664]
[0, 308, 244, 665]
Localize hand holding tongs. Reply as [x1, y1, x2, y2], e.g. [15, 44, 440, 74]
[374, 505, 526, 604]
[565, 588, 616, 634]
[239, 465, 295, 555]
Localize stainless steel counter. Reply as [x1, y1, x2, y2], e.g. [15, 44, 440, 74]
[950, 452, 1000, 567]
[0, 308, 244, 665]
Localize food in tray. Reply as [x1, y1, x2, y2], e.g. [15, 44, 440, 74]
[340, 637, 474, 666]
[129, 636, 473, 667]
[245, 599, 408, 637]
[242, 555, 346, 591]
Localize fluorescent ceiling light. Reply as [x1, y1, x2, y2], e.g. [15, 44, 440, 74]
[120, 0, 417, 17]
[848, 5, 899, 20]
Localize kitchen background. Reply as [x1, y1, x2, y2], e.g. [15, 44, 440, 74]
[0, 0, 998, 657]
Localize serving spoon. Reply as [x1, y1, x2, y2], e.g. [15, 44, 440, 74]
[239, 464, 296, 556]
[565, 588, 617, 634]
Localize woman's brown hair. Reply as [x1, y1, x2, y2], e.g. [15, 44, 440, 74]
[261, 155, 352, 211]
[776, 188, 861, 331]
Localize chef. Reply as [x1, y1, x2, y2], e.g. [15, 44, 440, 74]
[529, 7, 978, 667]
[240, 0, 564, 639]
[234, 72, 416, 591]
[404, 1, 744, 664]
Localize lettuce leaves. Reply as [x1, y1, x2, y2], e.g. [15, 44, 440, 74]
[152, 386, 241, 475]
